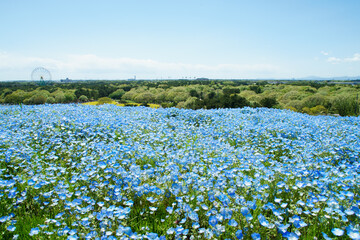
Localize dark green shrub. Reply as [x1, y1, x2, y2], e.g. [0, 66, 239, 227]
[97, 97, 113, 104]
[46, 97, 55, 104]
[64, 92, 76, 103]
[53, 91, 66, 103]
[78, 95, 89, 102]
[302, 94, 325, 108]
[260, 97, 278, 108]
[249, 85, 263, 94]
[4, 90, 29, 104]
[28, 94, 47, 105]
[332, 96, 359, 116]
[109, 89, 125, 99]
[223, 87, 240, 96]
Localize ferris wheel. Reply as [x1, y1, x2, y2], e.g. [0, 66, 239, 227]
[31, 67, 52, 83]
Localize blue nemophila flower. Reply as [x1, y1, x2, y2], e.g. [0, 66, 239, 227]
[251, 232, 261, 240]
[217, 193, 230, 206]
[166, 227, 175, 235]
[146, 232, 159, 239]
[258, 214, 275, 228]
[208, 193, 215, 202]
[55, 212, 64, 219]
[197, 195, 204, 202]
[223, 208, 233, 219]
[204, 228, 214, 239]
[192, 222, 200, 229]
[240, 207, 253, 221]
[28, 179, 36, 186]
[247, 200, 257, 210]
[7, 225, 16, 231]
[189, 211, 199, 221]
[201, 204, 209, 210]
[345, 208, 355, 216]
[29, 227, 40, 236]
[332, 228, 344, 236]
[227, 188, 236, 198]
[277, 223, 290, 234]
[283, 232, 299, 240]
[8, 188, 17, 198]
[347, 229, 360, 240]
[149, 206, 157, 212]
[166, 206, 173, 214]
[123, 226, 132, 235]
[228, 219, 238, 227]
[235, 229, 243, 239]
[322, 232, 332, 240]
[175, 226, 184, 235]
[209, 215, 218, 227]
[68, 235, 79, 240]
[293, 220, 308, 228]
[171, 183, 181, 196]
[281, 202, 288, 208]
[0, 216, 9, 223]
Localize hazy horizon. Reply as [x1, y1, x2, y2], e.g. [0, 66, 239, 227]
[1, 0, 360, 80]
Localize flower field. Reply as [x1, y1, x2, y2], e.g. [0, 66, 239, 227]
[1, 104, 360, 240]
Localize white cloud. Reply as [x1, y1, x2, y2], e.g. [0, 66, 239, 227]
[0, 52, 280, 80]
[327, 56, 342, 63]
[344, 53, 360, 62]
[327, 53, 360, 63]
[321, 51, 329, 56]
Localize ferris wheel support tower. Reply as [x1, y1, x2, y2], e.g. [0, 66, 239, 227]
[31, 67, 52, 85]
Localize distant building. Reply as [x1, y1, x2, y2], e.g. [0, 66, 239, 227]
[60, 78, 73, 83]
[128, 75, 136, 81]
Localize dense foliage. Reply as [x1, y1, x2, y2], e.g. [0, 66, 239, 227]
[1, 104, 360, 239]
[1, 80, 360, 116]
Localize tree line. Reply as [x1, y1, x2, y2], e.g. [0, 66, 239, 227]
[0, 79, 359, 116]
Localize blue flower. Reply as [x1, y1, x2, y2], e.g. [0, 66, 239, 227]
[347, 229, 360, 240]
[209, 215, 218, 227]
[258, 214, 275, 229]
[241, 207, 253, 221]
[166, 206, 173, 214]
[235, 229, 243, 239]
[332, 228, 344, 236]
[7, 225, 16, 232]
[228, 219, 238, 227]
[322, 232, 332, 240]
[30, 227, 40, 236]
[251, 232, 261, 240]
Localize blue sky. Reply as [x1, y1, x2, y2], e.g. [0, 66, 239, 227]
[1, 0, 360, 80]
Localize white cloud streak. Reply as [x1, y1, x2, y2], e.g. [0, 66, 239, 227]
[327, 53, 360, 63]
[0, 52, 279, 80]
[321, 51, 329, 56]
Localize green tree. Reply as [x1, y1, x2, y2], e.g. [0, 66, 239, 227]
[78, 95, 89, 102]
[51, 90, 66, 103]
[249, 85, 263, 94]
[64, 92, 76, 103]
[4, 90, 29, 104]
[134, 92, 156, 104]
[97, 97, 113, 105]
[332, 96, 359, 116]
[24, 93, 47, 105]
[46, 97, 55, 104]
[222, 87, 240, 96]
[260, 97, 278, 108]
[189, 89, 199, 98]
[109, 89, 126, 99]
[302, 94, 325, 108]
[221, 94, 249, 108]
